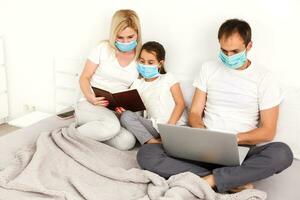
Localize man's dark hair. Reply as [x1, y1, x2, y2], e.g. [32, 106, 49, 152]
[218, 19, 252, 46]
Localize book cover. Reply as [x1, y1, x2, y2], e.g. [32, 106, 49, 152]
[91, 86, 146, 112]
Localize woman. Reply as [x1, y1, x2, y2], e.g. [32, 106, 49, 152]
[75, 9, 142, 150]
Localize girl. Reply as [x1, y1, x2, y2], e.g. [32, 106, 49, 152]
[117, 41, 187, 144]
[75, 9, 142, 150]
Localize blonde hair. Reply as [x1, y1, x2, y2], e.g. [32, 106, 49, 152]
[108, 9, 142, 57]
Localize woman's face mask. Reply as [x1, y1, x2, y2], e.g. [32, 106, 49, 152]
[115, 40, 138, 52]
[115, 27, 138, 52]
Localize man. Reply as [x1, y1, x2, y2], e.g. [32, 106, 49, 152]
[136, 19, 293, 193]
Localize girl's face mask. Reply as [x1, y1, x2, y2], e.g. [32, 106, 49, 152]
[137, 63, 160, 79]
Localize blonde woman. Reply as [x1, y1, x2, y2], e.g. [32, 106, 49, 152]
[75, 9, 142, 150]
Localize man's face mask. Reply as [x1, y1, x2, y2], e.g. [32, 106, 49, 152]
[219, 50, 247, 70]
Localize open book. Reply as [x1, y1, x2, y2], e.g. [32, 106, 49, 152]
[91, 86, 146, 112]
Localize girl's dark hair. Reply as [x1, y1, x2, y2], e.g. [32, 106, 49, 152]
[218, 19, 252, 46]
[139, 41, 166, 74]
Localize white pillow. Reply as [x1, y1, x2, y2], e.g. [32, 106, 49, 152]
[274, 87, 300, 159]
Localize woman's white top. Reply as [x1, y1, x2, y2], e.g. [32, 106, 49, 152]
[88, 41, 139, 93]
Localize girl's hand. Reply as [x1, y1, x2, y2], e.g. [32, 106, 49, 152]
[115, 107, 126, 114]
[87, 94, 109, 106]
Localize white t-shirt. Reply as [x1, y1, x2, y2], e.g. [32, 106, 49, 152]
[193, 60, 282, 133]
[130, 73, 187, 129]
[88, 41, 139, 93]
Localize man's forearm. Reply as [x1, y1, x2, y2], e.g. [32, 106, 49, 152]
[188, 112, 205, 128]
[237, 127, 276, 145]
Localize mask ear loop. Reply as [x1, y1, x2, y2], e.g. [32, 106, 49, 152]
[158, 65, 162, 73]
[157, 61, 164, 74]
[137, 62, 143, 79]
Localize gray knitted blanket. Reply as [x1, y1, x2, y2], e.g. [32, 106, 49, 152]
[0, 123, 267, 200]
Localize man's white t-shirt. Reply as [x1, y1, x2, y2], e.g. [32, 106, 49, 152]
[130, 73, 187, 129]
[193, 60, 282, 133]
[88, 41, 139, 93]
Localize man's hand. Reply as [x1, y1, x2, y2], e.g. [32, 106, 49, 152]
[237, 105, 279, 145]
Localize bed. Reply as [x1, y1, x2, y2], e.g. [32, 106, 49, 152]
[0, 82, 299, 199]
[0, 115, 75, 170]
[0, 114, 299, 199]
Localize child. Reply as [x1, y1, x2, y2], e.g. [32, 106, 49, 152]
[116, 41, 187, 144]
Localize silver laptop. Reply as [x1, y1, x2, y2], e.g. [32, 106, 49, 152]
[157, 124, 250, 166]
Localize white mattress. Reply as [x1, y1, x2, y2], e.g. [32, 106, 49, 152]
[0, 115, 299, 199]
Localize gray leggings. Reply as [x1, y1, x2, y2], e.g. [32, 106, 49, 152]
[120, 110, 160, 145]
[137, 142, 293, 192]
[75, 100, 136, 150]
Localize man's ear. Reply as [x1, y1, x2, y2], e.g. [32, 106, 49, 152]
[246, 41, 253, 52]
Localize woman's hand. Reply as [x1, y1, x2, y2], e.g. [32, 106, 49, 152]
[87, 93, 109, 106]
[115, 107, 126, 114]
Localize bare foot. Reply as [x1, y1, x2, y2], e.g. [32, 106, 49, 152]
[229, 183, 254, 193]
[146, 138, 162, 144]
[202, 174, 216, 188]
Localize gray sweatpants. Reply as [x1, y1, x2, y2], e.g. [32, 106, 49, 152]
[75, 100, 136, 150]
[120, 110, 160, 144]
[137, 142, 293, 192]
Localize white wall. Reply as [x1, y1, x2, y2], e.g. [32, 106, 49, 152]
[1, 0, 300, 119]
